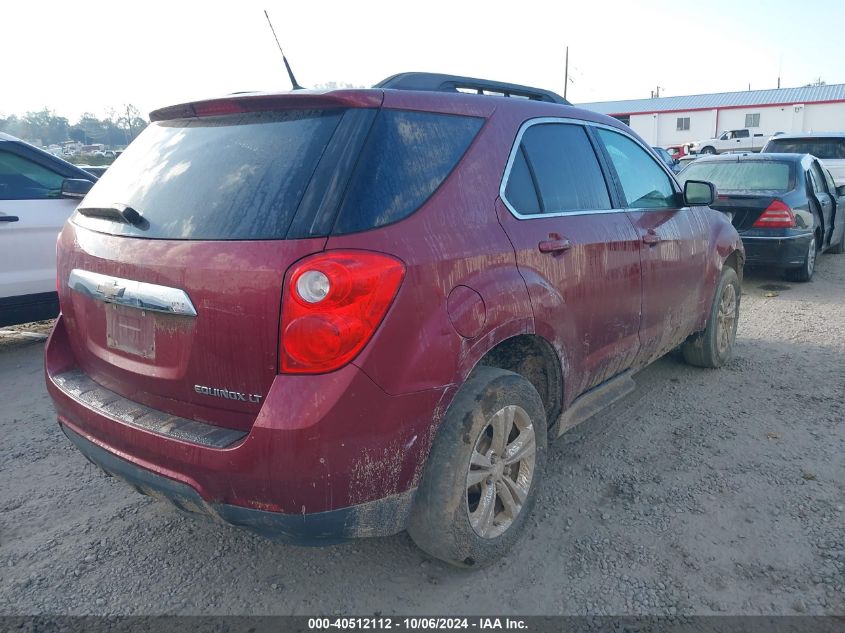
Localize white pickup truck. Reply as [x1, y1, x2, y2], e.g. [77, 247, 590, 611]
[691, 128, 769, 155]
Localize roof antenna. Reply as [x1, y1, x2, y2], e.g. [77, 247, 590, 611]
[264, 9, 303, 90]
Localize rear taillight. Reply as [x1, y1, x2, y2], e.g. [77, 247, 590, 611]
[55, 233, 61, 308]
[752, 200, 796, 228]
[279, 251, 405, 374]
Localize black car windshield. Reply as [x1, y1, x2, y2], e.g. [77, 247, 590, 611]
[765, 138, 845, 160]
[680, 161, 794, 192]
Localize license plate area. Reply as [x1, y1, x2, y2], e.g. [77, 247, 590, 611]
[105, 304, 156, 359]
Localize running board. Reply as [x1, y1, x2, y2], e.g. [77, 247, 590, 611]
[552, 371, 636, 438]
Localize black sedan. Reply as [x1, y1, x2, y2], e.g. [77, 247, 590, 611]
[680, 153, 845, 281]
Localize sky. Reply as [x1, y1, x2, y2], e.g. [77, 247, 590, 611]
[3, 0, 844, 122]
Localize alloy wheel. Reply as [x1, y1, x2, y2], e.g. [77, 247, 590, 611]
[716, 282, 738, 356]
[806, 238, 817, 278]
[466, 405, 536, 539]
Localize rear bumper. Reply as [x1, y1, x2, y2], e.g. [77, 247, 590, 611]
[46, 315, 452, 540]
[739, 231, 813, 268]
[62, 424, 413, 544]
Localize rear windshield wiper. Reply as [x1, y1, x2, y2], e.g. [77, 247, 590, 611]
[77, 204, 146, 228]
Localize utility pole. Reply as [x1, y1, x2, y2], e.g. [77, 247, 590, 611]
[564, 46, 569, 101]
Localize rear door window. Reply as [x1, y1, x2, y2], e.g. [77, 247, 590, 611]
[332, 110, 483, 234]
[504, 122, 611, 215]
[596, 129, 678, 209]
[0, 150, 64, 200]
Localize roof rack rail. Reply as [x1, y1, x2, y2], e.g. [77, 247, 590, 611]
[375, 72, 570, 105]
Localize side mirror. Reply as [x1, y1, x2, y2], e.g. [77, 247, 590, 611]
[61, 178, 94, 199]
[837, 185, 845, 197]
[684, 180, 715, 206]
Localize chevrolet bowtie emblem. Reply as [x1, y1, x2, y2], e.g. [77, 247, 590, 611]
[97, 281, 126, 299]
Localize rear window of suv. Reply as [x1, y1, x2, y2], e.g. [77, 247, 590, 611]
[764, 138, 845, 160]
[73, 107, 483, 240]
[75, 110, 344, 240]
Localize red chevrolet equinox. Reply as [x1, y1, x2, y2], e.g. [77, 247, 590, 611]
[45, 73, 743, 567]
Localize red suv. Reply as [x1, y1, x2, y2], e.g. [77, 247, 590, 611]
[45, 73, 743, 567]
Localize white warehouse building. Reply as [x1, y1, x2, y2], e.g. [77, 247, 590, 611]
[578, 83, 845, 148]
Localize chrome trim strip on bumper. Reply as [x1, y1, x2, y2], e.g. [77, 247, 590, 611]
[739, 234, 812, 241]
[53, 370, 246, 449]
[68, 269, 197, 316]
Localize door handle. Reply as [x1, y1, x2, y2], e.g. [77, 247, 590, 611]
[0, 215, 20, 222]
[538, 234, 572, 253]
[642, 230, 661, 246]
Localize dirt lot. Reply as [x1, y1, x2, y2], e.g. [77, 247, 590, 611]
[1, 255, 843, 616]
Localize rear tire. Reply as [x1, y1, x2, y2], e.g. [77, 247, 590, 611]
[682, 266, 740, 368]
[785, 236, 817, 282]
[407, 366, 547, 568]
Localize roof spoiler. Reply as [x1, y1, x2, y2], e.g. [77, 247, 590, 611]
[149, 91, 384, 122]
[375, 72, 570, 105]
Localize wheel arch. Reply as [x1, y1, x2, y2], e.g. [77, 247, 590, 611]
[471, 333, 564, 428]
[723, 248, 744, 282]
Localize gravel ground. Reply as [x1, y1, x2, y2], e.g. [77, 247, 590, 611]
[1, 255, 843, 616]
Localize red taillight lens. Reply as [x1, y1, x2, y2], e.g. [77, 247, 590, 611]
[752, 200, 796, 228]
[55, 232, 62, 309]
[280, 251, 405, 374]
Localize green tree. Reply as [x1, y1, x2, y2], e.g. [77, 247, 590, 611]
[113, 104, 147, 144]
[22, 108, 69, 145]
[70, 113, 108, 145]
[0, 107, 148, 147]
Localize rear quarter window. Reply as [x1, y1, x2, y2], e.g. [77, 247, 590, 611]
[332, 110, 483, 235]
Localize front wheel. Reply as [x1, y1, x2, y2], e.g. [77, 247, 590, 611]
[682, 266, 740, 368]
[700, 146, 717, 155]
[407, 366, 547, 568]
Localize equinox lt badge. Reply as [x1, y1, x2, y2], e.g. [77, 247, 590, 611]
[194, 385, 262, 404]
